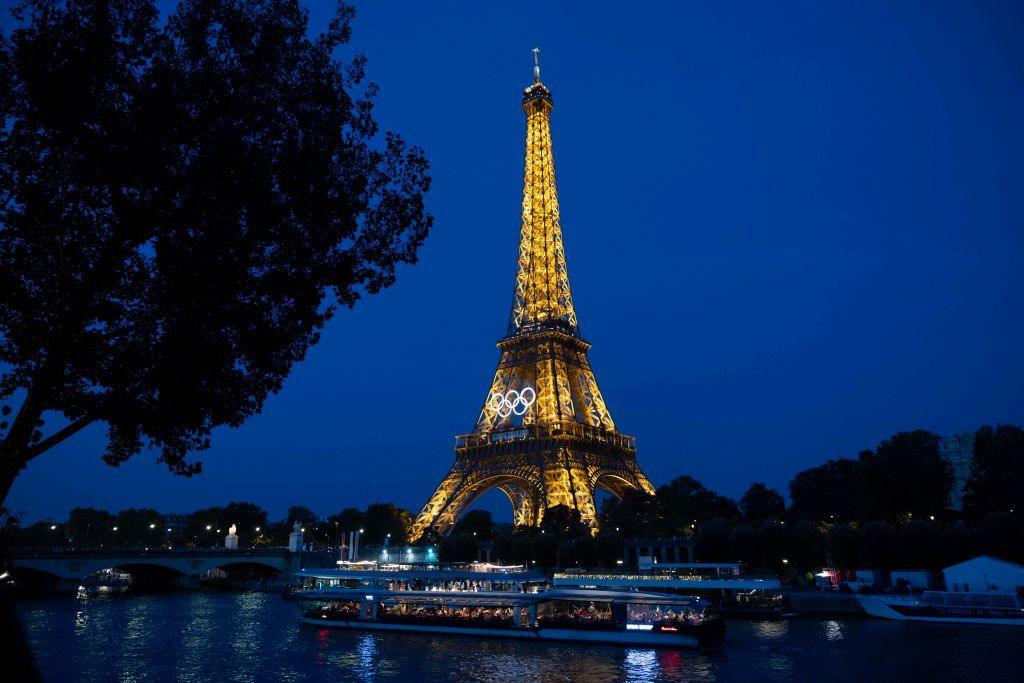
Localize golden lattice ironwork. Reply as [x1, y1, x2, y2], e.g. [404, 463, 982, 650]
[408, 56, 654, 542]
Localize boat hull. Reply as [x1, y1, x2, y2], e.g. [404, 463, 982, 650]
[301, 617, 701, 648]
[856, 595, 1024, 625]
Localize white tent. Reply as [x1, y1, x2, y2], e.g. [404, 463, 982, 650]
[943, 555, 1024, 594]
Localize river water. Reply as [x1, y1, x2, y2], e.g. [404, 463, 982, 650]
[13, 591, 1020, 681]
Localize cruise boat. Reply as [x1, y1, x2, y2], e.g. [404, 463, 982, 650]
[554, 562, 788, 619]
[857, 591, 1024, 625]
[296, 586, 724, 648]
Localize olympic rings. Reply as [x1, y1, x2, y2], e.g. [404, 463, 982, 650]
[488, 386, 537, 418]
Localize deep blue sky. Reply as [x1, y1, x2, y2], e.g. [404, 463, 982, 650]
[6, 1, 1023, 523]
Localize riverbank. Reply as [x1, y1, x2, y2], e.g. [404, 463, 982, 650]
[782, 591, 865, 616]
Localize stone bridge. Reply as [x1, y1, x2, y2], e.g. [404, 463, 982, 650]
[10, 548, 313, 584]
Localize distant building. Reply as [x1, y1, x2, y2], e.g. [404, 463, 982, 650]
[622, 538, 694, 567]
[162, 513, 190, 537]
[940, 432, 975, 510]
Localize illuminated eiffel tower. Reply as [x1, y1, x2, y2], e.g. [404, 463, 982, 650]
[409, 51, 654, 541]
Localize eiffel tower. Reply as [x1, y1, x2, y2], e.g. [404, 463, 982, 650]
[408, 52, 654, 541]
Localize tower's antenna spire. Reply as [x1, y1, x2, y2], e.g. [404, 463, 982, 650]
[532, 47, 541, 83]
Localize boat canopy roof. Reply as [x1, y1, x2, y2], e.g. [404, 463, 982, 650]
[296, 586, 708, 607]
[297, 568, 545, 581]
[541, 588, 707, 605]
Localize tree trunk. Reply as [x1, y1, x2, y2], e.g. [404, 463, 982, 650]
[0, 455, 26, 507]
[0, 385, 45, 506]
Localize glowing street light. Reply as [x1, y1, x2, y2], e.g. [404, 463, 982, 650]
[50, 525, 57, 530]
[205, 525, 212, 531]
[255, 527, 261, 532]
[112, 526, 119, 531]
[149, 523, 156, 529]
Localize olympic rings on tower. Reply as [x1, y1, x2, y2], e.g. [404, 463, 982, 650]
[488, 386, 537, 418]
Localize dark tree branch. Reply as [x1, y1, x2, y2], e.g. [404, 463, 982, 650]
[26, 414, 95, 460]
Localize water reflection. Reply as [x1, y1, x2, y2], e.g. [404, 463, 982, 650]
[355, 633, 378, 681]
[624, 649, 659, 681]
[752, 620, 790, 640]
[823, 620, 845, 641]
[14, 595, 1023, 682]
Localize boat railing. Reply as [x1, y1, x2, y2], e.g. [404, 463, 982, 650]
[378, 612, 516, 630]
[536, 614, 619, 631]
[922, 591, 1020, 608]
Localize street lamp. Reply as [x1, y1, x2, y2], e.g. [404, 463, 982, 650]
[255, 526, 261, 532]
[149, 523, 156, 529]
[49, 525, 56, 530]
[205, 525, 212, 531]
[112, 526, 118, 531]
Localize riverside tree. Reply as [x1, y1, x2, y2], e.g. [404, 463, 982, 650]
[0, 0, 432, 503]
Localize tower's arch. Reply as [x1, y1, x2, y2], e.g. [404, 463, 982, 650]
[424, 473, 543, 537]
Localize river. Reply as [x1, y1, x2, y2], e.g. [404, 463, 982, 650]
[13, 591, 1019, 681]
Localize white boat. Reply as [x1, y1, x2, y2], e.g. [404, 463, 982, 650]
[857, 591, 1024, 625]
[297, 586, 725, 648]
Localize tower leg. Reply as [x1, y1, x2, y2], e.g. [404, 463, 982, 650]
[409, 467, 465, 541]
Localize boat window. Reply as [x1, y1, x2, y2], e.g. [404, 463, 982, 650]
[377, 601, 517, 629]
[626, 602, 704, 630]
[304, 599, 361, 621]
[536, 600, 616, 630]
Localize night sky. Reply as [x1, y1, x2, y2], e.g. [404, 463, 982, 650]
[6, 1, 1023, 523]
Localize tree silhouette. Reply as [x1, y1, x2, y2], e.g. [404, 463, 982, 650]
[860, 430, 951, 522]
[739, 482, 785, 521]
[963, 425, 1024, 522]
[788, 457, 862, 522]
[0, 0, 432, 503]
